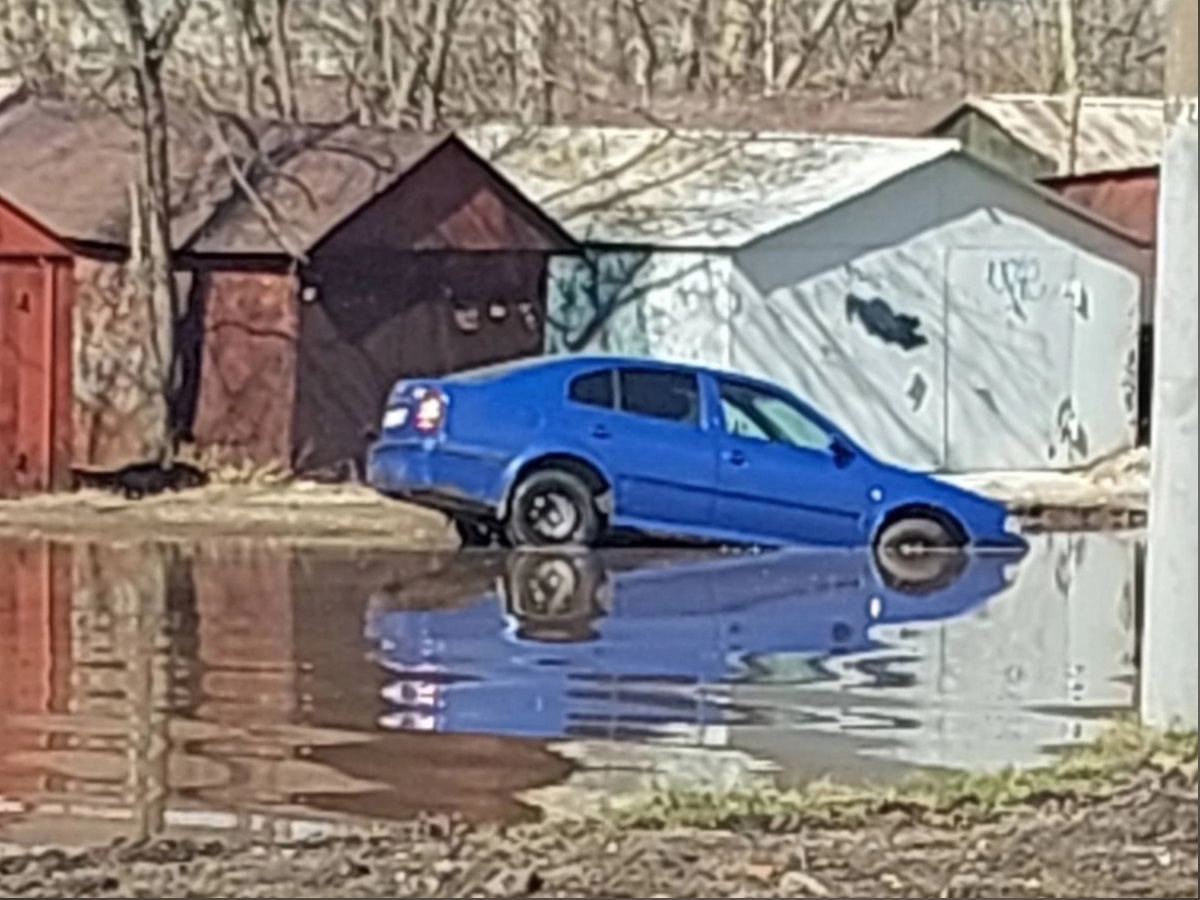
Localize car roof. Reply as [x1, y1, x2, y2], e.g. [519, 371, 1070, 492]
[446, 354, 850, 441]
[451, 353, 770, 385]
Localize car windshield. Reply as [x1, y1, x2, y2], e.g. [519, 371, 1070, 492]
[719, 381, 834, 453]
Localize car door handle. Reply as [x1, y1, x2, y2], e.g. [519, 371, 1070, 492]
[724, 449, 747, 467]
[592, 424, 612, 440]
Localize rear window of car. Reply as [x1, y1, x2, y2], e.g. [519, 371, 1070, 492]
[619, 369, 700, 425]
[568, 370, 616, 409]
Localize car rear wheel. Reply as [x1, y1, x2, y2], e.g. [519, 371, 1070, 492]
[454, 516, 498, 549]
[505, 469, 602, 548]
[874, 514, 968, 594]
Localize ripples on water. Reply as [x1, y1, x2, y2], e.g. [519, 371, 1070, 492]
[0, 533, 1140, 844]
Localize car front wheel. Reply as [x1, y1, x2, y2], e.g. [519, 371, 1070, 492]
[505, 469, 602, 548]
[874, 514, 968, 594]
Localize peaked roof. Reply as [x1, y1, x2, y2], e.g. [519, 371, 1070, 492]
[184, 124, 447, 255]
[943, 94, 1165, 176]
[462, 124, 960, 247]
[0, 99, 565, 256]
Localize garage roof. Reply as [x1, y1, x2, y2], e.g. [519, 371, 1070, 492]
[462, 124, 960, 248]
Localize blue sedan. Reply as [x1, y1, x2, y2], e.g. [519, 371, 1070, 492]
[367, 356, 1026, 553]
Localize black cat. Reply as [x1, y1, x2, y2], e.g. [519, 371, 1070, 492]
[72, 461, 210, 500]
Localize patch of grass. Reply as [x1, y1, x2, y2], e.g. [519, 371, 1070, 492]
[612, 723, 1198, 832]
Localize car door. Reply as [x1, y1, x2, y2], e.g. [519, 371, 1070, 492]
[713, 377, 869, 546]
[562, 366, 717, 532]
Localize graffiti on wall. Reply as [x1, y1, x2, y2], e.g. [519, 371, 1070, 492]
[845, 293, 929, 351]
[986, 255, 1048, 320]
[545, 219, 1138, 473]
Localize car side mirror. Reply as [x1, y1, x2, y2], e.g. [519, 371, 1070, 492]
[830, 436, 855, 468]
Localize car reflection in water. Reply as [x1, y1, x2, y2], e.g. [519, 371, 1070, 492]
[365, 545, 1026, 743]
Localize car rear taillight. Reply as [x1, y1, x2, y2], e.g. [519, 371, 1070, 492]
[413, 388, 447, 433]
[381, 382, 448, 435]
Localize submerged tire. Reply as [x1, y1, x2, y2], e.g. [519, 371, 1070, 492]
[874, 514, 968, 595]
[504, 551, 609, 642]
[454, 516, 497, 549]
[505, 469, 602, 548]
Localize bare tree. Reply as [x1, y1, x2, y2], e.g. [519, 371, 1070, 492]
[1059, 0, 1083, 174]
[227, 0, 297, 118]
[113, 0, 196, 459]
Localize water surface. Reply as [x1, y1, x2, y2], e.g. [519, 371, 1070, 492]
[0, 533, 1140, 845]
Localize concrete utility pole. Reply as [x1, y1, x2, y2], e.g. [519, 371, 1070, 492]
[1142, 0, 1198, 731]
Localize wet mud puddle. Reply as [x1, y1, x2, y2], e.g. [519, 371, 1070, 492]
[0, 533, 1141, 846]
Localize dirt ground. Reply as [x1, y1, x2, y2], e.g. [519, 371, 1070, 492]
[0, 483, 457, 548]
[0, 763, 1194, 899]
[0, 447, 1150, 546]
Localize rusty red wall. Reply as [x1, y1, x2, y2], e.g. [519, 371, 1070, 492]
[190, 270, 299, 465]
[295, 252, 548, 474]
[322, 140, 570, 254]
[0, 199, 73, 495]
[290, 144, 563, 475]
[1045, 168, 1159, 244]
[0, 541, 73, 797]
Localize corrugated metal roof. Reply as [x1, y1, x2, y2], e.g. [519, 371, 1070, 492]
[566, 93, 962, 137]
[0, 99, 447, 254]
[461, 124, 959, 248]
[186, 126, 447, 255]
[0, 99, 242, 246]
[1044, 168, 1159, 243]
[960, 94, 1165, 176]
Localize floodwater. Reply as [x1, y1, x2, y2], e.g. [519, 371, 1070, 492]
[0, 532, 1141, 846]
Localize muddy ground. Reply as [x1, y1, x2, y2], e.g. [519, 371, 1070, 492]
[1, 764, 1194, 899]
[0, 483, 457, 547]
[0, 477, 1147, 547]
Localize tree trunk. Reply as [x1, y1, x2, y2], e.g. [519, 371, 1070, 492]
[628, 0, 657, 107]
[780, 0, 848, 91]
[268, 0, 297, 119]
[762, 0, 777, 95]
[422, 0, 465, 130]
[513, 0, 550, 123]
[718, 0, 754, 87]
[1059, 0, 1082, 174]
[119, 0, 191, 460]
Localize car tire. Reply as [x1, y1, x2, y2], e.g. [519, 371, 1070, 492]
[505, 469, 602, 548]
[454, 516, 497, 549]
[874, 514, 968, 595]
[503, 551, 610, 642]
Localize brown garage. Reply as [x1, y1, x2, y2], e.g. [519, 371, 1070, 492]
[183, 127, 576, 475]
[0, 99, 575, 483]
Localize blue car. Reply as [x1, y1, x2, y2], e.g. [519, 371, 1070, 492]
[366, 546, 1020, 740]
[367, 356, 1025, 553]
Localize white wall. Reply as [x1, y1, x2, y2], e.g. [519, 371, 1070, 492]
[724, 533, 1139, 775]
[546, 156, 1144, 473]
[547, 250, 735, 364]
[840, 533, 1139, 772]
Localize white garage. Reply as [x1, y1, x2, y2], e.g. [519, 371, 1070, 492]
[466, 124, 1150, 473]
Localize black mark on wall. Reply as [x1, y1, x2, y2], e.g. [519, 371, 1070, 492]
[1057, 396, 1089, 458]
[907, 372, 929, 411]
[973, 386, 1001, 416]
[845, 294, 929, 351]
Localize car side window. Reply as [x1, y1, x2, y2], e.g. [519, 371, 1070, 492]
[719, 380, 832, 452]
[619, 369, 701, 426]
[568, 370, 616, 409]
